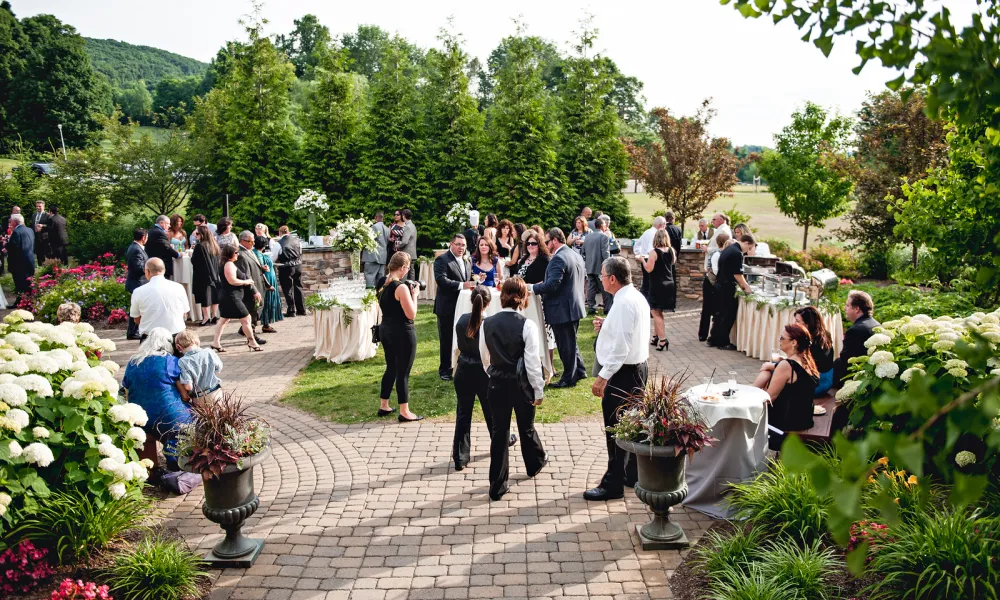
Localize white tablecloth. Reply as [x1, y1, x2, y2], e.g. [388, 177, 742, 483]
[735, 295, 844, 360]
[313, 298, 380, 363]
[172, 254, 198, 321]
[683, 383, 770, 518]
[418, 262, 437, 301]
[451, 289, 553, 380]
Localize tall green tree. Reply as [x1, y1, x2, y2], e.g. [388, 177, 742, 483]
[557, 22, 631, 227]
[114, 80, 153, 125]
[484, 30, 567, 226]
[275, 14, 331, 79]
[0, 2, 26, 148]
[340, 25, 423, 80]
[477, 35, 564, 110]
[419, 29, 487, 242]
[152, 75, 203, 124]
[760, 102, 854, 249]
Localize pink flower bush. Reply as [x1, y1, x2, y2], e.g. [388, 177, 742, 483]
[0, 540, 53, 595]
[107, 308, 129, 325]
[50, 579, 113, 600]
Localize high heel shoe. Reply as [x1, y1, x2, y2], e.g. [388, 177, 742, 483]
[657, 339, 669, 352]
[210, 344, 226, 353]
[200, 320, 212, 327]
[650, 335, 659, 346]
[247, 341, 263, 352]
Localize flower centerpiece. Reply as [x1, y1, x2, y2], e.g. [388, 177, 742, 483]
[329, 216, 378, 278]
[609, 373, 715, 549]
[445, 202, 474, 229]
[294, 189, 329, 240]
[176, 393, 270, 567]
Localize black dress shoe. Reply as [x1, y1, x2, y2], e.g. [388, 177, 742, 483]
[719, 344, 738, 351]
[454, 463, 466, 471]
[285, 312, 296, 318]
[398, 414, 423, 423]
[698, 336, 707, 342]
[549, 381, 572, 389]
[625, 479, 637, 489]
[126, 335, 142, 341]
[377, 408, 396, 417]
[254, 336, 267, 345]
[489, 486, 509, 501]
[440, 374, 453, 381]
[583, 487, 624, 501]
[296, 312, 309, 316]
[529, 458, 549, 478]
[508, 434, 517, 447]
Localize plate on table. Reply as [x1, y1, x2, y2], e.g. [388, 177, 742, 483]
[697, 392, 723, 403]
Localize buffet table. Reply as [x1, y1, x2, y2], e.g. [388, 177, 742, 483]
[450, 288, 553, 380]
[313, 298, 380, 363]
[172, 254, 199, 321]
[683, 383, 770, 518]
[735, 295, 844, 360]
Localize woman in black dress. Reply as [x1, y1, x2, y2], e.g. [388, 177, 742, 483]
[481, 277, 547, 501]
[210, 244, 262, 353]
[794, 306, 835, 397]
[640, 229, 676, 351]
[495, 219, 516, 264]
[753, 323, 819, 451]
[378, 251, 423, 422]
[191, 225, 221, 326]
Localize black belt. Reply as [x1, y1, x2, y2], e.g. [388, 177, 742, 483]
[277, 261, 301, 268]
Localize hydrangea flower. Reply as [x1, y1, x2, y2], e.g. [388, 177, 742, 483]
[14, 374, 55, 397]
[948, 368, 968, 378]
[6, 408, 29, 430]
[944, 359, 969, 370]
[907, 344, 922, 355]
[836, 380, 862, 400]
[22, 442, 54, 467]
[0, 492, 11, 506]
[4, 332, 39, 354]
[97, 434, 112, 445]
[869, 351, 895, 365]
[32, 426, 50, 438]
[108, 403, 149, 427]
[126, 427, 146, 444]
[98, 442, 127, 464]
[934, 331, 960, 342]
[100, 360, 120, 374]
[108, 482, 126, 499]
[864, 334, 892, 349]
[899, 322, 928, 336]
[0, 360, 28, 375]
[955, 451, 977, 467]
[932, 340, 955, 351]
[900, 367, 925, 383]
[0, 382, 28, 407]
[7, 440, 22, 458]
[3, 309, 34, 324]
[911, 314, 932, 323]
[874, 362, 900, 379]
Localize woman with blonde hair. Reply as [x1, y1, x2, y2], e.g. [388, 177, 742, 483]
[378, 251, 423, 422]
[640, 229, 676, 351]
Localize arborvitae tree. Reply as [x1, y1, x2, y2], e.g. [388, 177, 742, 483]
[419, 29, 486, 242]
[300, 50, 368, 226]
[557, 22, 632, 228]
[353, 38, 425, 222]
[484, 30, 568, 227]
[0, 2, 26, 149]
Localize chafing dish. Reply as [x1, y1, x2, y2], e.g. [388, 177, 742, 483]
[811, 269, 840, 293]
[776, 261, 807, 279]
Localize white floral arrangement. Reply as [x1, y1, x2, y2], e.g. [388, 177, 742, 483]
[0, 310, 148, 529]
[445, 202, 474, 228]
[329, 216, 378, 254]
[294, 188, 330, 213]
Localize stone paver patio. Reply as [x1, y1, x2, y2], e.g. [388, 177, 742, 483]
[103, 300, 763, 600]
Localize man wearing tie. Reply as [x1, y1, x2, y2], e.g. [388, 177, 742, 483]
[32, 200, 50, 266]
[433, 234, 474, 381]
[124, 229, 149, 340]
[585, 256, 650, 501]
[530, 228, 587, 388]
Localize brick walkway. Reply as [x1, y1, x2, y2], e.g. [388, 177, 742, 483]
[101, 299, 763, 600]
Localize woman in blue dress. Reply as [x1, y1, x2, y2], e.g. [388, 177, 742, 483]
[254, 235, 284, 333]
[121, 328, 193, 471]
[471, 236, 501, 287]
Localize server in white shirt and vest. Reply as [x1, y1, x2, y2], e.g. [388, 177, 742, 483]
[584, 256, 651, 501]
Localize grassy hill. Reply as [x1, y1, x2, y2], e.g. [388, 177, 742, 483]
[85, 38, 207, 89]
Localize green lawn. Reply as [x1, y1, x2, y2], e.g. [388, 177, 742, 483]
[0, 158, 18, 174]
[281, 309, 603, 424]
[626, 189, 850, 248]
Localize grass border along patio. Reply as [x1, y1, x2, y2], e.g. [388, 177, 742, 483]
[281, 309, 601, 424]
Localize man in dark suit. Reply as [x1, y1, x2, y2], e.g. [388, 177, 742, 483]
[145, 215, 180, 280]
[583, 216, 613, 315]
[833, 290, 880, 385]
[31, 200, 50, 266]
[275, 226, 306, 316]
[124, 228, 149, 340]
[434, 234, 474, 380]
[531, 228, 587, 388]
[7, 214, 35, 298]
[236, 230, 268, 345]
[664, 211, 683, 310]
[46, 205, 68, 264]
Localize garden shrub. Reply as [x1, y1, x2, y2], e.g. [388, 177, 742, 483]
[866, 508, 1000, 600]
[49, 579, 113, 600]
[16, 260, 128, 324]
[825, 283, 979, 329]
[690, 525, 766, 580]
[760, 237, 792, 258]
[707, 563, 796, 600]
[106, 535, 207, 600]
[0, 540, 53, 596]
[67, 216, 139, 263]
[0, 310, 150, 545]
[728, 460, 832, 544]
[756, 538, 839, 600]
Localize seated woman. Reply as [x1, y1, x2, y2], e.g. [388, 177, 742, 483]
[794, 306, 835, 397]
[471, 236, 500, 288]
[121, 327, 193, 471]
[752, 323, 819, 451]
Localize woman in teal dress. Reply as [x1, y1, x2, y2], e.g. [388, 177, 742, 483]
[254, 235, 284, 333]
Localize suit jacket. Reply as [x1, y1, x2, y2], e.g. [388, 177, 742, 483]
[399, 220, 418, 259]
[236, 245, 266, 297]
[7, 225, 35, 282]
[145, 224, 179, 279]
[532, 245, 586, 326]
[462, 226, 481, 250]
[433, 251, 472, 316]
[124, 242, 148, 293]
[834, 314, 881, 384]
[666, 224, 682, 254]
[48, 214, 68, 247]
[582, 230, 611, 275]
[362, 221, 391, 264]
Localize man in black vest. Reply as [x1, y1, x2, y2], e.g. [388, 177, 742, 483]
[433, 234, 474, 380]
[709, 234, 756, 350]
[124, 228, 149, 340]
[275, 226, 306, 316]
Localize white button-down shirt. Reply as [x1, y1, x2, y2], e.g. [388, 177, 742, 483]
[478, 308, 545, 400]
[705, 223, 732, 269]
[595, 284, 650, 380]
[633, 227, 657, 256]
[129, 275, 191, 335]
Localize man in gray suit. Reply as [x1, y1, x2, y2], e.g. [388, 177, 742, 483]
[531, 228, 588, 388]
[399, 209, 418, 280]
[583, 216, 614, 315]
[362, 211, 391, 288]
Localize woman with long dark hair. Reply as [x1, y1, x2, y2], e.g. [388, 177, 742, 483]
[212, 244, 262, 352]
[794, 306, 835, 396]
[640, 229, 676, 351]
[480, 277, 547, 501]
[517, 229, 556, 368]
[483, 213, 499, 244]
[378, 251, 423, 422]
[168, 214, 188, 252]
[754, 323, 818, 451]
[495, 219, 516, 260]
[471, 236, 501, 288]
[191, 225, 221, 326]
[508, 223, 527, 267]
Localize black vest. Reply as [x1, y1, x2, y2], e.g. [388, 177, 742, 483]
[482, 311, 527, 378]
[278, 235, 302, 266]
[455, 313, 482, 365]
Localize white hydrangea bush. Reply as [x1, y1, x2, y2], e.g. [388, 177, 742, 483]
[0, 310, 148, 531]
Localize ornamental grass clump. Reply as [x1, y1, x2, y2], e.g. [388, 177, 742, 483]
[607, 372, 715, 456]
[106, 535, 207, 600]
[755, 538, 839, 600]
[690, 525, 767, 581]
[175, 392, 269, 479]
[728, 460, 832, 545]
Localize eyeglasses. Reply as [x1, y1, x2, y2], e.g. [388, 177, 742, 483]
[526, 241, 539, 247]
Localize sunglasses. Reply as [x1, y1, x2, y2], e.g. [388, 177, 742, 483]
[526, 241, 539, 247]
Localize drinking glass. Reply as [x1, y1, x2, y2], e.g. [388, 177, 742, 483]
[728, 372, 738, 396]
[702, 377, 713, 392]
[771, 348, 784, 363]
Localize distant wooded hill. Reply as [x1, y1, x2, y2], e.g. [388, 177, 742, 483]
[85, 37, 207, 89]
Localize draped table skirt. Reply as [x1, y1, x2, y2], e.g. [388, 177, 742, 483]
[172, 254, 198, 321]
[735, 295, 844, 360]
[313, 300, 380, 363]
[417, 262, 437, 301]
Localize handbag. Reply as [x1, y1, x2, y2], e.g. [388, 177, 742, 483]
[516, 357, 535, 403]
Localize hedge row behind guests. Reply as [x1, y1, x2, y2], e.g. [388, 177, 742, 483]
[753, 323, 819, 451]
[378, 252, 423, 422]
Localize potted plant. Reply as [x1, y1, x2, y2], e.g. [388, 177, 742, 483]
[609, 373, 715, 549]
[176, 393, 270, 568]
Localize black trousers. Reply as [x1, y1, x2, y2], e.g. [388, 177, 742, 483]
[126, 286, 140, 339]
[380, 326, 416, 405]
[600, 363, 647, 492]
[436, 308, 456, 377]
[488, 376, 546, 498]
[709, 285, 738, 347]
[551, 321, 587, 385]
[699, 277, 715, 340]
[453, 361, 494, 467]
[278, 265, 305, 315]
[49, 244, 68, 265]
[586, 273, 613, 313]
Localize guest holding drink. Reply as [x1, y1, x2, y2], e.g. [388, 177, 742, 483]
[378, 252, 423, 422]
[753, 323, 818, 451]
[495, 220, 517, 263]
[168, 214, 188, 252]
[471, 236, 501, 288]
[191, 225, 221, 326]
[639, 230, 676, 351]
[794, 306, 835, 397]
[568, 216, 590, 258]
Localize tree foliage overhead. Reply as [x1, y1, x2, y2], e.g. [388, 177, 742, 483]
[340, 24, 423, 80]
[275, 14, 331, 79]
[113, 79, 153, 125]
[628, 100, 741, 235]
[760, 102, 854, 249]
[83, 37, 207, 89]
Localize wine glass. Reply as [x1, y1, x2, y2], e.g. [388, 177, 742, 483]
[771, 348, 784, 363]
[702, 377, 713, 393]
[728, 372, 738, 396]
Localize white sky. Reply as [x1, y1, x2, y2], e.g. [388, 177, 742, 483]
[21, 0, 978, 145]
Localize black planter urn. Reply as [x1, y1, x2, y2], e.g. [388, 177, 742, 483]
[616, 439, 690, 550]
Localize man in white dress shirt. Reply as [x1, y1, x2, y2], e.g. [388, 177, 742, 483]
[129, 257, 191, 339]
[633, 216, 666, 297]
[584, 256, 651, 501]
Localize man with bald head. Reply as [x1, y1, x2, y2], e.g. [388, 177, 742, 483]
[129, 257, 190, 338]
